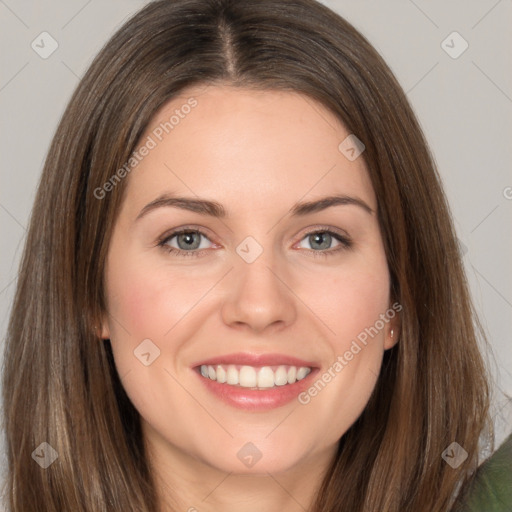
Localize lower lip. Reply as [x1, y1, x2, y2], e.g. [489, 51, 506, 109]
[195, 368, 318, 411]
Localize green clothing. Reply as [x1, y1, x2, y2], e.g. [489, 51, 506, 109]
[456, 433, 512, 511]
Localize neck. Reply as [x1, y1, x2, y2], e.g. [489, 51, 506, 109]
[145, 428, 336, 512]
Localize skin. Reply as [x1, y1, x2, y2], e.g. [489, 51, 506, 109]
[100, 84, 399, 512]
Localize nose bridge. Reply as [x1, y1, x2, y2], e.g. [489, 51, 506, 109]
[234, 234, 284, 300]
[220, 234, 296, 332]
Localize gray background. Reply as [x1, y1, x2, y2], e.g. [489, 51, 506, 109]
[1, 0, 511, 495]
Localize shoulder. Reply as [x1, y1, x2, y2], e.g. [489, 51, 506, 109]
[454, 433, 512, 511]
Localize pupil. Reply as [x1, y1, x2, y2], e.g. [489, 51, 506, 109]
[179, 232, 199, 250]
[312, 232, 330, 250]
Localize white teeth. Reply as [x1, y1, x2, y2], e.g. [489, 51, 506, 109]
[216, 365, 227, 383]
[199, 364, 312, 388]
[296, 367, 310, 380]
[239, 366, 257, 388]
[274, 365, 288, 386]
[226, 365, 239, 385]
[257, 366, 275, 388]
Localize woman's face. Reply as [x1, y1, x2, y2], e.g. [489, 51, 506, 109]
[101, 84, 398, 476]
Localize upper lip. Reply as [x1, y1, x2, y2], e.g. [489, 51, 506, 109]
[193, 352, 318, 368]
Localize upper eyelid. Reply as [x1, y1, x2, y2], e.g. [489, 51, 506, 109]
[298, 225, 351, 239]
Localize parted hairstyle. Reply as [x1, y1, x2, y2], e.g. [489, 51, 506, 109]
[2, 0, 493, 510]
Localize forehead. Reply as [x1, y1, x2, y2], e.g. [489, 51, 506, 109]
[122, 84, 376, 217]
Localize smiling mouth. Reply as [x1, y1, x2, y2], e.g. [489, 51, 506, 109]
[198, 364, 312, 389]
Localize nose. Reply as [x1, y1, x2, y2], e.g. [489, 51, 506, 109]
[220, 250, 297, 334]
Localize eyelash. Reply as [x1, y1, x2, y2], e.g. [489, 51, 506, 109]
[157, 226, 352, 259]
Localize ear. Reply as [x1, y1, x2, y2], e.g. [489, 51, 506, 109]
[94, 312, 111, 340]
[383, 304, 401, 350]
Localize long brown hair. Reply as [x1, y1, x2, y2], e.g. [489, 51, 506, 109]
[2, 0, 492, 510]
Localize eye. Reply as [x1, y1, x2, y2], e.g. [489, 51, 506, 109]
[295, 229, 352, 258]
[157, 226, 352, 259]
[158, 228, 214, 258]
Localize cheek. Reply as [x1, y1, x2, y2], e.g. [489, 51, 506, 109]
[105, 255, 212, 341]
[334, 274, 389, 347]
[294, 255, 391, 442]
[103, 256, 211, 425]
[299, 255, 390, 349]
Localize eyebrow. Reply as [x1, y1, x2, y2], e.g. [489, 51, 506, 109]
[135, 193, 373, 222]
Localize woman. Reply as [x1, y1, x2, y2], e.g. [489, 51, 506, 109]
[1, 0, 499, 510]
